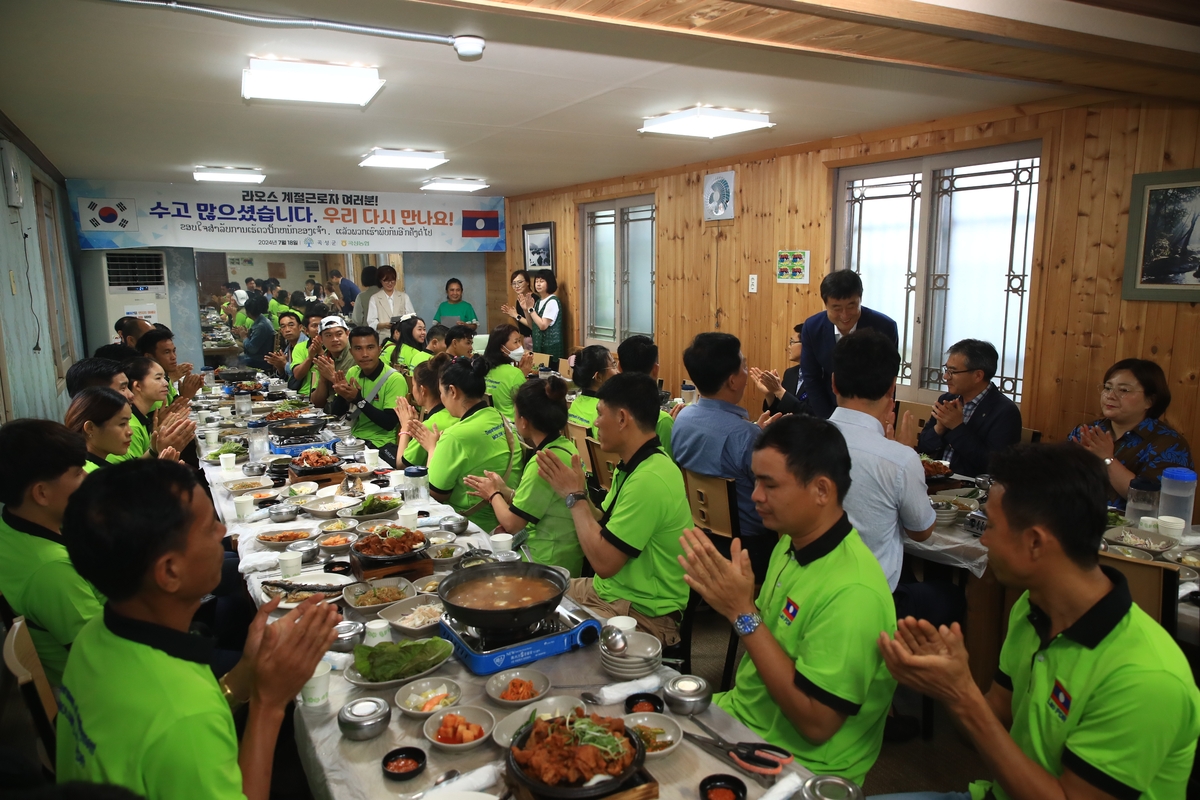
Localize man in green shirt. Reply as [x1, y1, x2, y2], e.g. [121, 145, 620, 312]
[289, 306, 326, 397]
[0, 420, 101, 686]
[57, 460, 339, 800]
[876, 443, 1200, 800]
[680, 414, 896, 785]
[136, 328, 203, 411]
[444, 324, 475, 357]
[332, 327, 409, 449]
[616, 334, 675, 456]
[537, 372, 691, 645]
[310, 315, 358, 413]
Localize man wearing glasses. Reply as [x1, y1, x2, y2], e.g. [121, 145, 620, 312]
[916, 339, 1022, 477]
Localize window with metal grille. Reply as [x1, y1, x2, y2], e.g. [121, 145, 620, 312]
[581, 195, 656, 346]
[106, 251, 166, 289]
[834, 141, 1040, 404]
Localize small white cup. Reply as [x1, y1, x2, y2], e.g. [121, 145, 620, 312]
[397, 508, 419, 529]
[364, 619, 391, 646]
[301, 661, 331, 707]
[234, 495, 254, 520]
[219, 453, 237, 471]
[1157, 515, 1186, 542]
[278, 550, 302, 579]
[363, 449, 381, 469]
[489, 533, 513, 552]
[219, 405, 234, 417]
[1138, 516, 1160, 532]
[607, 615, 637, 634]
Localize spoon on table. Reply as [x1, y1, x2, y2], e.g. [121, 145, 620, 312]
[396, 769, 460, 800]
[599, 626, 628, 655]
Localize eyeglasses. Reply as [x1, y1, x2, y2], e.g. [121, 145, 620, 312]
[1099, 384, 1143, 397]
[787, 339, 800, 346]
[942, 365, 973, 376]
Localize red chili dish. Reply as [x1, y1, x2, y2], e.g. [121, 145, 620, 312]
[385, 757, 419, 774]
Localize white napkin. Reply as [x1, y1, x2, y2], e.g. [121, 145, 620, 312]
[321, 652, 354, 671]
[595, 666, 680, 705]
[757, 771, 802, 800]
[423, 764, 499, 798]
[1179, 581, 1198, 600]
[238, 551, 279, 574]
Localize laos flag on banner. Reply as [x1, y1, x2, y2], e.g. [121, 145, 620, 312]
[462, 209, 500, 238]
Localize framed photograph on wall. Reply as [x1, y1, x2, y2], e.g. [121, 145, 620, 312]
[522, 222, 555, 270]
[1123, 167, 1200, 301]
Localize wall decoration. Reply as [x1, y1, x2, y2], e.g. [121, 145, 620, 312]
[776, 250, 810, 284]
[522, 221, 555, 269]
[1123, 167, 1200, 301]
[703, 171, 735, 221]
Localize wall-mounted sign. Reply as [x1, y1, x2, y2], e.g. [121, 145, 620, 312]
[776, 250, 810, 284]
[66, 180, 506, 253]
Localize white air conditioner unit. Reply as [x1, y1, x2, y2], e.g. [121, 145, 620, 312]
[103, 250, 172, 330]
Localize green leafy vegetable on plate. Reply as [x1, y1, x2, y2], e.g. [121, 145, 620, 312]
[355, 494, 402, 516]
[1107, 510, 1127, 528]
[353, 638, 453, 683]
[210, 441, 248, 457]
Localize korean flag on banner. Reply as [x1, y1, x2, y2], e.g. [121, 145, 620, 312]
[77, 197, 139, 232]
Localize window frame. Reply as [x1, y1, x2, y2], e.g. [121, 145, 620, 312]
[832, 140, 1043, 406]
[580, 193, 657, 349]
[33, 179, 78, 388]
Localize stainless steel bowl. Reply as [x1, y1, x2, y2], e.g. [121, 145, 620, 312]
[268, 504, 300, 523]
[330, 620, 365, 652]
[337, 696, 391, 740]
[662, 675, 712, 715]
[439, 515, 469, 534]
[241, 462, 267, 476]
[286, 539, 319, 563]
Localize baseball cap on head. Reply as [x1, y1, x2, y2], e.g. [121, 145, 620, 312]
[233, 290, 249, 305]
[319, 316, 349, 333]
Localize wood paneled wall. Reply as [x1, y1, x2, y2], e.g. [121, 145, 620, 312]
[503, 96, 1200, 458]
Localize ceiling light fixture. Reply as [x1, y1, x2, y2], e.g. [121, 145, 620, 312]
[420, 178, 489, 193]
[360, 148, 449, 169]
[193, 166, 266, 184]
[242, 58, 385, 106]
[639, 106, 775, 139]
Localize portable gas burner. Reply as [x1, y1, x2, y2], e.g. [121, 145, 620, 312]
[440, 596, 602, 675]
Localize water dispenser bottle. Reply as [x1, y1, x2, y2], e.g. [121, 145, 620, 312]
[1159, 467, 1196, 527]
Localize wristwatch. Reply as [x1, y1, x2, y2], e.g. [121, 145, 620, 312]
[564, 491, 588, 509]
[1103, 457, 1115, 467]
[734, 612, 763, 637]
[356, 399, 367, 409]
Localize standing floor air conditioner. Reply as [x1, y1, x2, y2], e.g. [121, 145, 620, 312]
[104, 250, 172, 330]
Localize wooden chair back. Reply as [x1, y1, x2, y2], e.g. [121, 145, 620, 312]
[566, 423, 594, 474]
[586, 437, 620, 491]
[682, 469, 740, 539]
[530, 352, 552, 371]
[1098, 552, 1179, 636]
[4, 617, 57, 767]
[895, 400, 929, 430]
[1020, 427, 1042, 443]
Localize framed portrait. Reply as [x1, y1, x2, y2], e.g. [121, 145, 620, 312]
[1122, 167, 1200, 302]
[522, 222, 555, 270]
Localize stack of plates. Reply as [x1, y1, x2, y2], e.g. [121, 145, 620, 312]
[600, 631, 662, 680]
[336, 438, 366, 457]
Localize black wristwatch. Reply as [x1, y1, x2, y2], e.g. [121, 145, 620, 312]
[564, 491, 588, 509]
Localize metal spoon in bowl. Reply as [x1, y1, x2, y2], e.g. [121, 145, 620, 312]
[599, 625, 628, 655]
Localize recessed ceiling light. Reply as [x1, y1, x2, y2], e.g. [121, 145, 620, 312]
[639, 107, 774, 139]
[360, 148, 449, 169]
[420, 178, 489, 192]
[241, 58, 385, 106]
[193, 166, 266, 184]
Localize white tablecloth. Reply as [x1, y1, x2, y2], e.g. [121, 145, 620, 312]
[903, 524, 989, 578]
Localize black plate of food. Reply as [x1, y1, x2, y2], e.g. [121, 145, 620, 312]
[507, 709, 645, 799]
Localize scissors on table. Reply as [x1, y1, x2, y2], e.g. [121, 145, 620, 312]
[683, 715, 794, 785]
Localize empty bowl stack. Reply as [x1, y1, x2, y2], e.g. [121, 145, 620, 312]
[601, 632, 662, 680]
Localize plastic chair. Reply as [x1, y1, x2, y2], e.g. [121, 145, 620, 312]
[4, 617, 57, 771]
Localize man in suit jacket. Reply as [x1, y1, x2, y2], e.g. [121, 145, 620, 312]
[800, 271, 898, 418]
[752, 323, 811, 416]
[917, 339, 1022, 477]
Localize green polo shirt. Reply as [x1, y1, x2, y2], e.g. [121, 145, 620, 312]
[0, 509, 104, 686]
[83, 453, 108, 474]
[106, 407, 150, 464]
[403, 406, 459, 467]
[428, 403, 517, 533]
[233, 310, 250, 330]
[655, 410, 673, 457]
[398, 343, 432, 372]
[268, 298, 288, 327]
[380, 340, 397, 368]
[57, 609, 244, 799]
[433, 300, 478, 326]
[715, 515, 895, 784]
[976, 567, 1200, 800]
[510, 436, 584, 577]
[486, 363, 527, 422]
[291, 339, 315, 396]
[345, 363, 408, 449]
[568, 393, 599, 430]
[592, 438, 691, 618]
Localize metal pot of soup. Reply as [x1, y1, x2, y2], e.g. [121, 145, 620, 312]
[436, 562, 568, 630]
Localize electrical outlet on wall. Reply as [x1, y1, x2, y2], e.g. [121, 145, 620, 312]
[748, 274, 758, 293]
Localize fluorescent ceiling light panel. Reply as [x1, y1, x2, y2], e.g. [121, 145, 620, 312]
[420, 178, 489, 192]
[360, 148, 448, 169]
[242, 58, 385, 106]
[193, 167, 266, 184]
[639, 107, 774, 139]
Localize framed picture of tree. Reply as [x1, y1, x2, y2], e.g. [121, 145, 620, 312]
[1123, 167, 1200, 301]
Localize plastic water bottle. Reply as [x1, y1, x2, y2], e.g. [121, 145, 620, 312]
[1159, 467, 1197, 526]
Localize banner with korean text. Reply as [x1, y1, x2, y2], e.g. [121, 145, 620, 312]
[66, 180, 506, 253]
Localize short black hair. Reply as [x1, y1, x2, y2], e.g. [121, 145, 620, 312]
[225, 281, 241, 291]
[93, 343, 140, 363]
[360, 266, 379, 289]
[445, 277, 463, 292]
[66, 358, 125, 398]
[820, 271, 863, 303]
[445, 325, 473, 346]
[573, 345, 612, 391]
[0, 420, 87, 506]
[514, 376, 569, 433]
[349, 325, 379, 345]
[113, 316, 145, 340]
[683, 333, 742, 395]
[440, 355, 489, 398]
[754, 415, 852, 503]
[328, 269, 342, 279]
[989, 443, 1108, 568]
[1105, 359, 1171, 419]
[832, 330, 900, 402]
[135, 328, 174, 358]
[482, 324, 519, 371]
[303, 304, 330, 325]
[947, 339, 999, 382]
[244, 293, 270, 317]
[427, 324, 450, 342]
[596, 371, 660, 432]
[617, 335, 658, 375]
[534, 269, 557, 294]
[62, 460, 199, 603]
[278, 311, 301, 327]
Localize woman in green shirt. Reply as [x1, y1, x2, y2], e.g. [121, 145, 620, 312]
[567, 345, 617, 431]
[389, 315, 433, 373]
[465, 376, 584, 576]
[407, 355, 518, 533]
[65, 387, 180, 472]
[522, 270, 564, 358]
[395, 353, 458, 467]
[481, 324, 533, 423]
[433, 278, 478, 331]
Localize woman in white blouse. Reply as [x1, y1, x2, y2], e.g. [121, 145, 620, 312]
[367, 265, 415, 333]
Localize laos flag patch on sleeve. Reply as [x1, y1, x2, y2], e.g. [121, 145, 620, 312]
[1048, 680, 1071, 721]
[780, 598, 798, 625]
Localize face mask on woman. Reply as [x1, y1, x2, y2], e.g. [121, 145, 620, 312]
[507, 346, 525, 362]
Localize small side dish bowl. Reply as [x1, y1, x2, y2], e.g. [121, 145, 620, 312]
[484, 668, 551, 708]
[422, 706, 495, 751]
[381, 747, 427, 782]
[699, 774, 747, 800]
[395, 677, 463, 719]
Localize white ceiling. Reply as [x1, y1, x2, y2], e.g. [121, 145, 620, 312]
[0, 0, 1065, 197]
